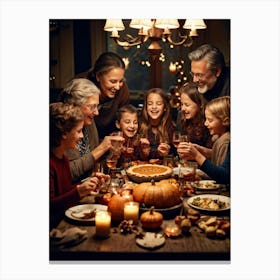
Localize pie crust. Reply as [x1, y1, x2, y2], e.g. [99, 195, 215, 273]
[126, 164, 173, 183]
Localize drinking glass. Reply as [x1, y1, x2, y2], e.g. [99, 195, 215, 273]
[110, 131, 124, 152]
[172, 131, 182, 149]
[105, 152, 118, 174]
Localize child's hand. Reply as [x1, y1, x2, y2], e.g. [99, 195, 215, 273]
[124, 147, 134, 155]
[77, 177, 99, 198]
[177, 142, 196, 160]
[139, 138, 150, 156]
[158, 142, 170, 157]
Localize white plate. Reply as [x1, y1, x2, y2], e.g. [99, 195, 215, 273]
[173, 167, 210, 179]
[194, 180, 220, 191]
[173, 167, 192, 175]
[187, 194, 230, 212]
[136, 232, 165, 249]
[65, 204, 108, 222]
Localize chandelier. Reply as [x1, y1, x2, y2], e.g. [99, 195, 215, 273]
[104, 19, 207, 50]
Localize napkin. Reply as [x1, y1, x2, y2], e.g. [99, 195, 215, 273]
[50, 227, 88, 247]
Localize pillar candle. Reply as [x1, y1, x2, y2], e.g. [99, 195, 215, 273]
[95, 211, 111, 237]
[124, 202, 139, 224]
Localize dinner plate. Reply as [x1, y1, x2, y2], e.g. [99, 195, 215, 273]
[194, 180, 220, 191]
[136, 232, 165, 249]
[65, 204, 108, 222]
[187, 194, 230, 212]
[173, 167, 192, 175]
[173, 167, 211, 179]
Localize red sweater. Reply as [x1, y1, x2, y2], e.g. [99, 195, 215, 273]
[50, 154, 80, 228]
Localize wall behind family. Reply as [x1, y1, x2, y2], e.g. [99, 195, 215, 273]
[50, 19, 230, 95]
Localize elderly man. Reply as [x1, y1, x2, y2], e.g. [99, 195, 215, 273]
[188, 44, 230, 103]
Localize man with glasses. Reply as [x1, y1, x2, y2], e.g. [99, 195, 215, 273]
[188, 44, 230, 103]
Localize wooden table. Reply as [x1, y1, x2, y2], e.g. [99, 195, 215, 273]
[50, 197, 230, 261]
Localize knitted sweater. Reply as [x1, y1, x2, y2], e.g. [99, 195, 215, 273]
[65, 121, 100, 183]
[50, 154, 80, 228]
[211, 131, 230, 165]
[200, 144, 230, 184]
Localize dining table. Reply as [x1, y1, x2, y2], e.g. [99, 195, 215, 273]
[50, 164, 230, 262]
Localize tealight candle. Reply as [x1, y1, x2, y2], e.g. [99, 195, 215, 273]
[164, 223, 181, 238]
[124, 202, 139, 224]
[95, 211, 111, 238]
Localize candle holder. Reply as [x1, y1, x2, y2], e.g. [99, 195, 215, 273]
[95, 210, 111, 238]
[124, 201, 139, 225]
[164, 222, 182, 238]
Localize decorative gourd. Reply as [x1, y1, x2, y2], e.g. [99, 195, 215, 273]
[133, 179, 181, 208]
[107, 190, 133, 224]
[140, 207, 163, 229]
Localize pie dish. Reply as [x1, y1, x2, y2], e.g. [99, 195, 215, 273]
[126, 164, 173, 183]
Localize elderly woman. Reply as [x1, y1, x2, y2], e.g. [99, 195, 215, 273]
[59, 78, 123, 183]
[50, 102, 108, 228]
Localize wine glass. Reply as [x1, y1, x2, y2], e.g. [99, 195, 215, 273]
[105, 152, 118, 175]
[172, 131, 182, 149]
[178, 134, 189, 167]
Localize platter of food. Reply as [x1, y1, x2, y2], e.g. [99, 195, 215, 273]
[194, 180, 220, 191]
[196, 216, 230, 238]
[126, 164, 173, 183]
[65, 204, 108, 222]
[187, 194, 230, 212]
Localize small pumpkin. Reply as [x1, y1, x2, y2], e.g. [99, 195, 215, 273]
[140, 207, 163, 229]
[108, 190, 133, 224]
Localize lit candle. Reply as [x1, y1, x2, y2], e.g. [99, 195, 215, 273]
[95, 211, 111, 238]
[124, 202, 139, 224]
[169, 62, 177, 73]
[164, 223, 181, 237]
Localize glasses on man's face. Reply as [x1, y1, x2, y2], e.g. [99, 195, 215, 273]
[84, 103, 101, 111]
[189, 71, 208, 79]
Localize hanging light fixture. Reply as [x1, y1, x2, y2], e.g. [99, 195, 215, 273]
[104, 19, 206, 50]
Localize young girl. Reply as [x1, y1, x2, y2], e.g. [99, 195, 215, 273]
[178, 96, 230, 167]
[139, 88, 175, 159]
[177, 83, 212, 148]
[50, 102, 109, 228]
[115, 104, 149, 167]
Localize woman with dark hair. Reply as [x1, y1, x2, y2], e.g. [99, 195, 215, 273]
[59, 78, 124, 183]
[87, 52, 130, 139]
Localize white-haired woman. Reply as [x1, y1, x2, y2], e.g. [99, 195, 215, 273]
[59, 78, 123, 182]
